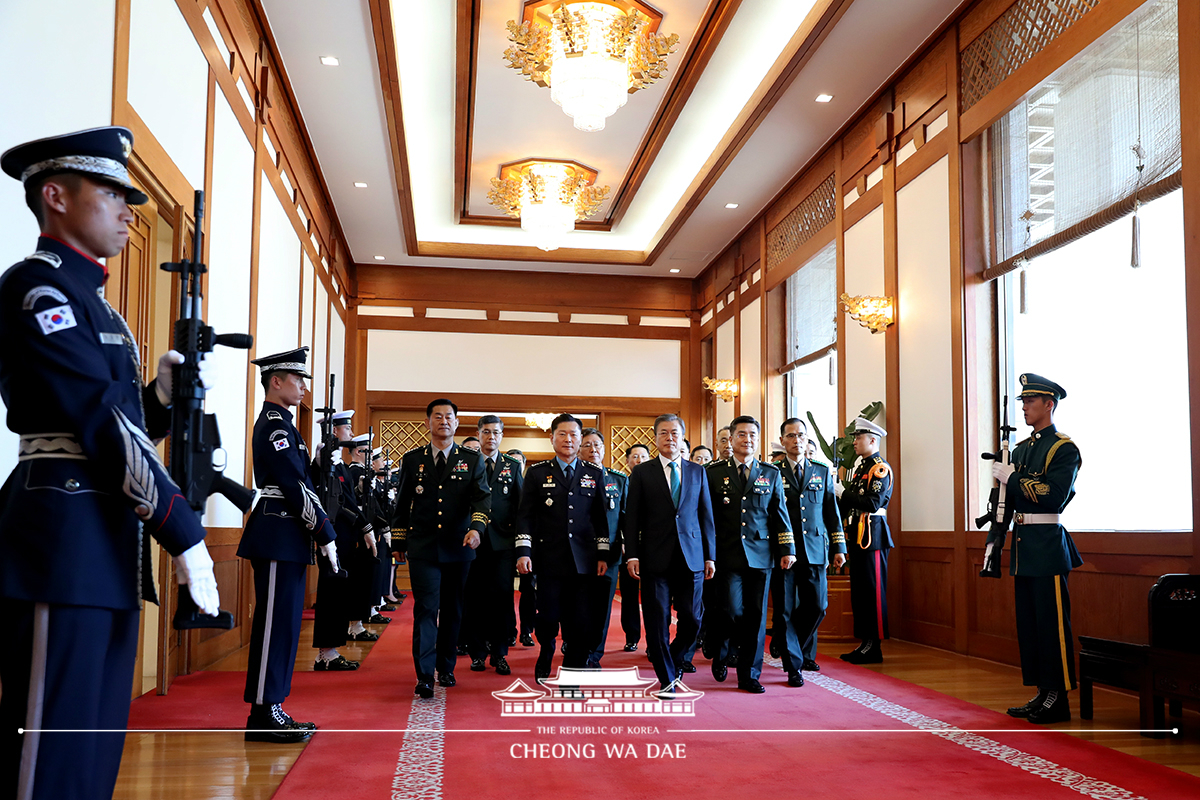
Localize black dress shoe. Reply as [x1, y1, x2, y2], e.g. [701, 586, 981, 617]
[711, 658, 727, 682]
[787, 671, 805, 687]
[1027, 691, 1071, 724]
[738, 679, 766, 694]
[520, 633, 535, 647]
[366, 614, 391, 624]
[347, 629, 379, 642]
[840, 641, 882, 664]
[700, 638, 713, 659]
[380, 604, 397, 612]
[802, 659, 820, 672]
[456, 645, 469, 656]
[278, 707, 318, 730]
[623, 642, 638, 652]
[680, 661, 696, 674]
[437, 672, 456, 687]
[415, 681, 434, 699]
[494, 657, 511, 676]
[769, 638, 781, 658]
[245, 704, 313, 743]
[1007, 691, 1047, 718]
[470, 657, 487, 672]
[313, 654, 360, 671]
[508, 635, 518, 647]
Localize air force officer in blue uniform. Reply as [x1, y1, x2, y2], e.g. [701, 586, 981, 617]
[624, 414, 716, 690]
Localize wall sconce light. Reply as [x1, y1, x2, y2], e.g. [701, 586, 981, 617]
[840, 293, 894, 334]
[525, 413, 557, 431]
[703, 377, 739, 403]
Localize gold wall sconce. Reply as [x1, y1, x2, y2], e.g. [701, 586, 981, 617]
[703, 377, 739, 403]
[525, 413, 557, 430]
[839, 293, 894, 334]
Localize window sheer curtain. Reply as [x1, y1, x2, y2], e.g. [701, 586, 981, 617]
[984, 0, 1179, 281]
[785, 241, 837, 368]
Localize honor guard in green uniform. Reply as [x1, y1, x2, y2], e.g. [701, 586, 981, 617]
[992, 374, 1082, 724]
[838, 417, 893, 664]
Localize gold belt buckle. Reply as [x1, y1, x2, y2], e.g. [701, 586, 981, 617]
[1015, 513, 1025, 525]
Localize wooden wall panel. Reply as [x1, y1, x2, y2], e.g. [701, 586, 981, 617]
[899, 548, 954, 628]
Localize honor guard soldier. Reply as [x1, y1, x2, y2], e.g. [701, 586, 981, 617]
[774, 418, 846, 686]
[462, 415, 525, 675]
[838, 417, 893, 664]
[993, 374, 1082, 724]
[238, 347, 336, 742]
[578, 427, 627, 667]
[705, 416, 795, 693]
[0, 126, 222, 800]
[392, 399, 490, 698]
[516, 414, 614, 681]
[364, 447, 394, 622]
[345, 433, 382, 632]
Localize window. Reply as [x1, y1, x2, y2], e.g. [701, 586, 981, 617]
[784, 242, 839, 451]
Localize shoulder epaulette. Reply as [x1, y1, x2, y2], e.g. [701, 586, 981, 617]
[758, 460, 780, 472]
[266, 410, 283, 421]
[1055, 432, 1072, 441]
[607, 467, 627, 477]
[500, 453, 522, 465]
[26, 251, 62, 269]
[403, 445, 425, 458]
[581, 461, 604, 472]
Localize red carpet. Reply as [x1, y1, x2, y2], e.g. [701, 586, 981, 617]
[129, 596, 1200, 800]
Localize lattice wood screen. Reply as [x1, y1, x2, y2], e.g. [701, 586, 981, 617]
[960, 0, 1102, 111]
[378, 420, 428, 458]
[610, 425, 657, 470]
[765, 174, 836, 271]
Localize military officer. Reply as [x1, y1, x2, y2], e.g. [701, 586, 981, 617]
[516, 414, 614, 681]
[774, 418, 846, 686]
[838, 417, 893, 664]
[579, 427, 627, 666]
[705, 416, 795, 693]
[462, 415, 524, 675]
[993, 374, 1083, 724]
[0, 126, 221, 800]
[238, 348, 336, 742]
[393, 398, 490, 698]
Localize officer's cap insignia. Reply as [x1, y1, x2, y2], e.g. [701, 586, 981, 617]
[26, 251, 62, 269]
[22, 285, 68, 310]
[267, 410, 283, 421]
[119, 133, 132, 158]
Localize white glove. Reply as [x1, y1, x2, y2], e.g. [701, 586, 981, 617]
[992, 461, 1015, 484]
[154, 350, 215, 406]
[834, 482, 845, 499]
[174, 541, 220, 616]
[364, 531, 378, 558]
[320, 542, 340, 573]
[382, 531, 392, 547]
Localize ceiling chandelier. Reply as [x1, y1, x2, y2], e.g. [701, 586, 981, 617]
[487, 158, 610, 252]
[503, 1, 679, 132]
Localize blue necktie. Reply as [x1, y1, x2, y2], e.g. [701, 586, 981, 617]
[669, 461, 680, 508]
[565, 463, 574, 483]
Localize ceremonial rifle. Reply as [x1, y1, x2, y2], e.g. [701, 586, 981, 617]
[976, 396, 1017, 578]
[161, 190, 255, 629]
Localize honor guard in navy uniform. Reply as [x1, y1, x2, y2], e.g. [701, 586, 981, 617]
[0, 127, 222, 800]
[392, 399, 490, 698]
[705, 416, 795, 693]
[579, 428, 628, 667]
[462, 415, 524, 675]
[774, 418, 846, 686]
[516, 414, 615, 681]
[364, 447, 394, 622]
[345, 434, 382, 630]
[993, 374, 1083, 724]
[238, 348, 336, 742]
[837, 417, 893, 664]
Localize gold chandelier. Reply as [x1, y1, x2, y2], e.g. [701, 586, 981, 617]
[840, 293, 895, 334]
[488, 158, 610, 252]
[503, 1, 679, 132]
[525, 413, 557, 430]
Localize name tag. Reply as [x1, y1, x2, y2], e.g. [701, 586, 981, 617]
[100, 332, 125, 345]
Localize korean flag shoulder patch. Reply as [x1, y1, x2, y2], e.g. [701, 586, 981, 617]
[36, 304, 77, 335]
[269, 429, 290, 451]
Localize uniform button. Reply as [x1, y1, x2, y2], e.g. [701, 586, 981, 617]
[742, 535, 746, 539]
[569, 534, 573, 538]
[438, 511, 442, 515]
[438, 498, 443, 503]
[438, 524, 443, 529]
[65, 478, 79, 491]
[741, 522, 746, 526]
[569, 505, 574, 510]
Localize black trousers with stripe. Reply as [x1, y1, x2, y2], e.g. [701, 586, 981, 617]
[847, 547, 890, 641]
[1014, 573, 1077, 691]
[244, 559, 307, 705]
[0, 598, 138, 800]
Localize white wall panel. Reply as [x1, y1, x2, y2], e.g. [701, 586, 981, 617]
[367, 331, 680, 399]
[739, 298, 761, 425]
[255, 180, 302, 358]
[715, 319, 735, 426]
[301, 253, 314, 351]
[898, 157, 954, 530]
[329, 309, 346, 410]
[843, 206, 887, 456]
[0, 0, 117, 481]
[128, 0, 208, 189]
[203, 92, 254, 526]
[310, 290, 329, 444]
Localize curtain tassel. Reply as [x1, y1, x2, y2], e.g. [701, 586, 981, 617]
[1130, 198, 1142, 269]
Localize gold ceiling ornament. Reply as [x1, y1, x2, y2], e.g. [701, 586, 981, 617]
[839, 293, 894, 334]
[525, 413, 558, 431]
[487, 158, 610, 252]
[702, 377, 739, 403]
[503, 0, 680, 132]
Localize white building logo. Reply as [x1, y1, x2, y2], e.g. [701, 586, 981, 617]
[492, 667, 705, 717]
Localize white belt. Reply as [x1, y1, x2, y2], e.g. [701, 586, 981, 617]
[260, 486, 284, 498]
[1015, 513, 1060, 525]
[868, 510, 886, 517]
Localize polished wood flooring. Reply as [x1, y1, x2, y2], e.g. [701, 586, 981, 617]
[113, 629, 1200, 799]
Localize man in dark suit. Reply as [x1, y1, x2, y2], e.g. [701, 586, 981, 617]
[775, 418, 846, 686]
[392, 399, 490, 698]
[462, 415, 524, 675]
[516, 414, 613, 680]
[625, 414, 716, 690]
[579, 428, 627, 666]
[706, 416, 795, 693]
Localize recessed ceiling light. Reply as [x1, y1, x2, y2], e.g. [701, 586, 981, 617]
[669, 268, 681, 273]
[816, 93, 834, 103]
[725, 203, 739, 209]
[320, 56, 340, 66]
[374, 255, 386, 261]
[354, 182, 368, 188]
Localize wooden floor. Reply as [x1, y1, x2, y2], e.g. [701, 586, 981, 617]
[113, 633, 1200, 799]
